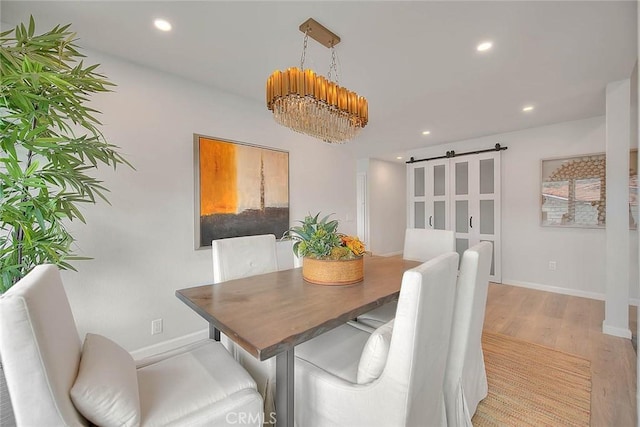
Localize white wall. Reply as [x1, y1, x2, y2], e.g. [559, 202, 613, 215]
[61, 50, 358, 352]
[408, 116, 638, 300]
[366, 159, 406, 255]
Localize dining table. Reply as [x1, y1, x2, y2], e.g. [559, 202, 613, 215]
[175, 255, 420, 427]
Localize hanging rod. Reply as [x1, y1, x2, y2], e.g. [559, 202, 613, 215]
[406, 143, 508, 164]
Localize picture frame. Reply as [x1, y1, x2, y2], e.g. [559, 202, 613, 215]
[540, 151, 638, 229]
[194, 134, 289, 249]
[540, 153, 606, 228]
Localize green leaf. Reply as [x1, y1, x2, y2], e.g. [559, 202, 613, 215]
[27, 16, 35, 38]
[0, 17, 132, 288]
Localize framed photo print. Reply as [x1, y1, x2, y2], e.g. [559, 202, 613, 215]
[541, 153, 606, 228]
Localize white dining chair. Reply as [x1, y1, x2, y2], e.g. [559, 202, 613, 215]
[444, 241, 493, 426]
[211, 234, 279, 421]
[275, 239, 303, 270]
[403, 228, 457, 262]
[212, 234, 279, 283]
[0, 265, 263, 427]
[294, 252, 459, 427]
[356, 228, 455, 328]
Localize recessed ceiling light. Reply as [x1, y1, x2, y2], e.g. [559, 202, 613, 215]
[477, 41, 493, 52]
[396, 156, 403, 160]
[522, 105, 535, 112]
[422, 130, 431, 135]
[154, 19, 172, 32]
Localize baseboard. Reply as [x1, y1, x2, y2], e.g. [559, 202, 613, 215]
[130, 329, 208, 360]
[602, 322, 633, 339]
[501, 279, 639, 307]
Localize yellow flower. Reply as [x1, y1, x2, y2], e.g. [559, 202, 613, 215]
[341, 235, 366, 256]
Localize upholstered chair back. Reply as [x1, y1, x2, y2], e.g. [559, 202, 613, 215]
[355, 228, 457, 329]
[275, 239, 303, 270]
[386, 252, 459, 424]
[0, 265, 87, 426]
[403, 228, 456, 262]
[293, 252, 459, 426]
[444, 241, 493, 426]
[212, 234, 279, 282]
[211, 233, 280, 416]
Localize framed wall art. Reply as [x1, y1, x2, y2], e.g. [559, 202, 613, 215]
[541, 153, 606, 228]
[541, 151, 638, 228]
[194, 134, 289, 248]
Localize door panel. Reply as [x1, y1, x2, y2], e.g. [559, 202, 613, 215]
[479, 200, 495, 235]
[450, 152, 501, 282]
[455, 200, 469, 233]
[433, 164, 446, 196]
[433, 201, 446, 230]
[408, 160, 449, 230]
[408, 152, 500, 281]
[414, 167, 425, 197]
[455, 162, 469, 195]
[414, 201, 426, 229]
[479, 158, 494, 194]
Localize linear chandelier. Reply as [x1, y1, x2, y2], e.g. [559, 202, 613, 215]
[266, 18, 368, 144]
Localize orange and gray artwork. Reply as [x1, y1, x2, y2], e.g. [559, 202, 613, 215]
[197, 136, 289, 247]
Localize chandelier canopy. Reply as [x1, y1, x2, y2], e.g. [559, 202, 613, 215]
[266, 18, 368, 144]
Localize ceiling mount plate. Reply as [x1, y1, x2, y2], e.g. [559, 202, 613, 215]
[299, 18, 341, 48]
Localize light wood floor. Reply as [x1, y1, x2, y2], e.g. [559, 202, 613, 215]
[484, 283, 637, 427]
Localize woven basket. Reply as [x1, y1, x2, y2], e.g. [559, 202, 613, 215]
[302, 256, 364, 286]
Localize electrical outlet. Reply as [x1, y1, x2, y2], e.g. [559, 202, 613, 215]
[151, 318, 163, 335]
[548, 261, 557, 271]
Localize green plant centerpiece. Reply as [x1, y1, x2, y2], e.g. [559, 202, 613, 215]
[0, 17, 132, 291]
[283, 213, 367, 285]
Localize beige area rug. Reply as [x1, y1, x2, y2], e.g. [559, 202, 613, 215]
[472, 332, 591, 426]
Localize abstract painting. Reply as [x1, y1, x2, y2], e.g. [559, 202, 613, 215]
[194, 135, 289, 248]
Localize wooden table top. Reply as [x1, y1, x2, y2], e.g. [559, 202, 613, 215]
[176, 256, 420, 361]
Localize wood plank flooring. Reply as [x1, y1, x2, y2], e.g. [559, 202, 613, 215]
[483, 283, 637, 426]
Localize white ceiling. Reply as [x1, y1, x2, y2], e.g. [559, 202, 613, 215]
[1, 1, 637, 161]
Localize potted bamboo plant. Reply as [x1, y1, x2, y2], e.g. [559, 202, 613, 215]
[283, 212, 368, 285]
[0, 17, 132, 291]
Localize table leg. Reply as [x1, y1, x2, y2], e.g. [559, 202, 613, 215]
[275, 348, 294, 427]
[209, 324, 220, 341]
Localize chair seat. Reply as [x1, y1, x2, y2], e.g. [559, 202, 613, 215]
[355, 302, 397, 329]
[136, 340, 262, 426]
[295, 324, 370, 383]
